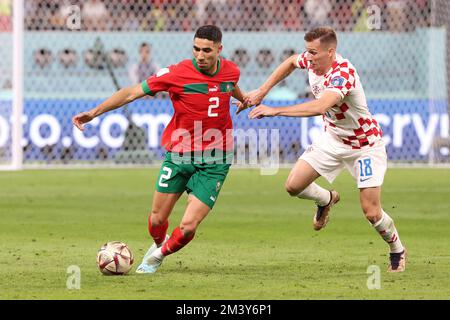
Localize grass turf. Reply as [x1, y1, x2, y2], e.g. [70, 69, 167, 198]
[0, 167, 449, 299]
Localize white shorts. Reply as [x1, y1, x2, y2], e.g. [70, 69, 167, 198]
[299, 133, 387, 188]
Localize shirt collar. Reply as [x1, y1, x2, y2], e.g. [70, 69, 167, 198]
[191, 57, 221, 77]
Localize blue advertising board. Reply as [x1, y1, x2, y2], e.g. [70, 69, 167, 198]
[0, 98, 448, 162]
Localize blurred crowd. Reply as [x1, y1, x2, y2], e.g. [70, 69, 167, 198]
[0, 0, 431, 32]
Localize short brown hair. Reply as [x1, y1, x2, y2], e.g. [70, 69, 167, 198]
[304, 27, 337, 47]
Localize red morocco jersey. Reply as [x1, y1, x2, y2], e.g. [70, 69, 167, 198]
[141, 58, 240, 153]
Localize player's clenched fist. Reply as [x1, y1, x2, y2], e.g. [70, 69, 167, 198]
[72, 111, 94, 131]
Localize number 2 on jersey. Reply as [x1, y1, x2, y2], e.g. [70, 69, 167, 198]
[208, 97, 219, 117]
[158, 166, 172, 187]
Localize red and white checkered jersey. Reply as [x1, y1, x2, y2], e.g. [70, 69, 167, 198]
[296, 52, 382, 149]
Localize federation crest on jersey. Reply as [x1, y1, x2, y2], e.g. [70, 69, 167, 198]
[331, 76, 344, 87]
[216, 181, 221, 192]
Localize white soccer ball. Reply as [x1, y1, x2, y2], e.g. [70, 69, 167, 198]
[96, 241, 134, 275]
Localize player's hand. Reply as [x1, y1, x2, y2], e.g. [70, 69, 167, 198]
[245, 88, 266, 106]
[248, 105, 277, 119]
[233, 99, 252, 115]
[72, 112, 94, 131]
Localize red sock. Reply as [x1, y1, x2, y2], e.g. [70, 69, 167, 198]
[148, 217, 168, 246]
[161, 227, 195, 256]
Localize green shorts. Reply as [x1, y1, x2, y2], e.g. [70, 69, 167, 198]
[155, 152, 232, 209]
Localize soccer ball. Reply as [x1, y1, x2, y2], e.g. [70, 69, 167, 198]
[96, 241, 134, 275]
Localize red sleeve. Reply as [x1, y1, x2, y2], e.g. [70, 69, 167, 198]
[234, 64, 241, 84]
[295, 52, 309, 69]
[222, 59, 240, 84]
[141, 65, 177, 96]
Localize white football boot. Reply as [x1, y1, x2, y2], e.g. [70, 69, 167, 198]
[135, 235, 169, 273]
[136, 248, 165, 274]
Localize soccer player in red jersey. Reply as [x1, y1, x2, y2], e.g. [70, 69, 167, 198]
[72, 25, 248, 273]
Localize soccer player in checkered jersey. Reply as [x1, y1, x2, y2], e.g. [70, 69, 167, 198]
[242, 27, 406, 272]
[73, 25, 248, 274]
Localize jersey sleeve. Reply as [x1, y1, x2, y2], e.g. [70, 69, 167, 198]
[325, 64, 356, 99]
[295, 52, 309, 69]
[141, 65, 177, 96]
[226, 59, 241, 84]
[235, 65, 241, 84]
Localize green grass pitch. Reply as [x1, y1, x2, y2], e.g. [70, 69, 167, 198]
[1, 167, 449, 299]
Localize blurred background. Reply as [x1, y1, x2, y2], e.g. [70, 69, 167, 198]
[0, 0, 449, 167]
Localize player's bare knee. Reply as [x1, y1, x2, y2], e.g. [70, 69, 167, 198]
[285, 181, 303, 196]
[362, 207, 382, 224]
[150, 210, 166, 225]
[179, 223, 197, 237]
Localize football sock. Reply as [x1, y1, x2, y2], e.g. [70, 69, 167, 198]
[148, 217, 169, 246]
[296, 182, 331, 206]
[372, 210, 404, 253]
[161, 227, 195, 256]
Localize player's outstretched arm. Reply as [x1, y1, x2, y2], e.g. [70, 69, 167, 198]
[232, 84, 245, 103]
[246, 54, 299, 106]
[249, 91, 340, 119]
[72, 83, 146, 131]
[232, 85, 252, 115]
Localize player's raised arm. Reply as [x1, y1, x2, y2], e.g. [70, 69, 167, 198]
[72, 83, 146, 131]
[246, 54, 299, 106]
[249, 90, 340, 119]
